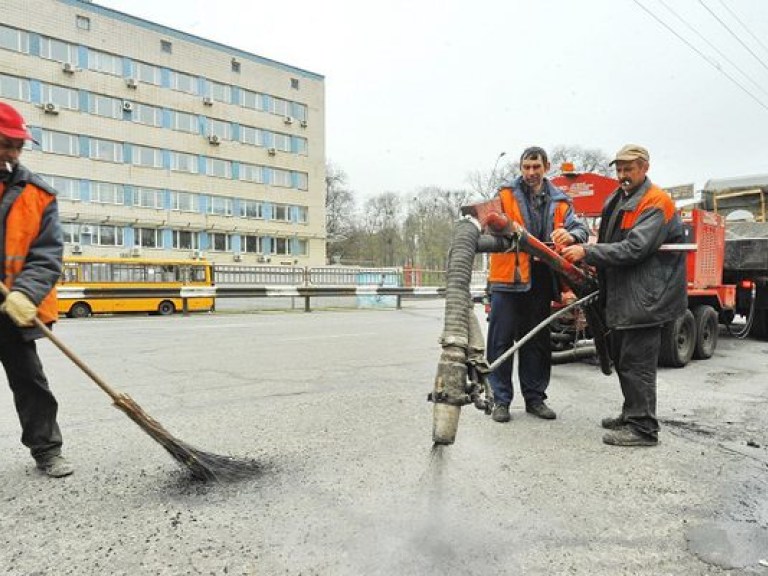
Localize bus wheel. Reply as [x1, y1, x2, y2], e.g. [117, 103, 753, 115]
[692, 305, 718, 359]
[659, 309, 695, 368]
[158, 300, 175, 316]
[69, 302, 91, 319]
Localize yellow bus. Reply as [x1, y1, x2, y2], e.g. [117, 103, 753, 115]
[57, 257, 215, 318]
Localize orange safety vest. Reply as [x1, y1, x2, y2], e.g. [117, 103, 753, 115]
[488, 186, 569, 287]
[0, 180, 59, 324]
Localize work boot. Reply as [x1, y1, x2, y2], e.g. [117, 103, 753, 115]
[526, 402, 556, 420]
[491, 404, 511, 423]
[35, 455, 74, 478]
[601, 415, 626, 429]
[602, 428, 658, 447]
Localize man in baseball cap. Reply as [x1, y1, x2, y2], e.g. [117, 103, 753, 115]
[0, 100, 74, 477]
[608, 144, 649, 166]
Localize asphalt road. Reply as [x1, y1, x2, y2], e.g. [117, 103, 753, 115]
[1, 300, 768, 575]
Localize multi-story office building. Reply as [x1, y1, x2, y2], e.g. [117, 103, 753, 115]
[1, 0, 326, 265]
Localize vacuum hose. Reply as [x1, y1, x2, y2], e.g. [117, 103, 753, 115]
[430, 216, 482, 445]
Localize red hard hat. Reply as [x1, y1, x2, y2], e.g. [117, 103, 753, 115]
[0, 101, 34, 141]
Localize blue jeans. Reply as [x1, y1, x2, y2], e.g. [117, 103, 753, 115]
[486, 280, 553, 407]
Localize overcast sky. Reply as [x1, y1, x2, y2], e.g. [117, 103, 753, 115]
[99, 0, 768, 197]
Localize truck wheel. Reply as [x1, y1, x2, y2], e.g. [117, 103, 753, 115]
[692, 305, 718, 359]
[750, 308, 768, 340]
[659, 309, 695, 367]
[68, 302, 91, 319]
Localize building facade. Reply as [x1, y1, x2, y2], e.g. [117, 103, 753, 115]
[1, 0, 326, 265]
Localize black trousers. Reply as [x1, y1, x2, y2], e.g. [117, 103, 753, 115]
[0, 323, 63, 460]
[610, 326, 661, 440]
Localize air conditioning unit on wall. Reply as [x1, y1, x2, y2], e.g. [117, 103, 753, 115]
[267, 147, 277, 156]
[208, 134, 221, 145]
[126, 77, 138, 89]
[72, 243, 82, 254]
[130, 246, 142, 257]
[122, 100, 134, 112]
[43, 102, 60, 114]
[62, 62, 76, 74]
[233, 252, 243, 262]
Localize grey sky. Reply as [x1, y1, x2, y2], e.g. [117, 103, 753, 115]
[99, 0, 768, 196]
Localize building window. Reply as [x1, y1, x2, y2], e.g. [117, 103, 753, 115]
[0, 73, 30, 102]
[131, 145, 163, 169]
[41, 174, 80, 201]
[239, 199, 262, 219]
[161, 40, 172, 53]
[207, 196, 233, 216]
[0, 25, 29, 53]
[135, 228, 162, 248]
[270, 97, 289, 117]
[42, 130, 79, 157]
[294, 103, 308, 123]
[296, 172, 308, 191]
[241, 235, 262, 254]
[240, 89, 262, 111]
[290, 78, 299, 90]
[171, 191, 199, 212]
[170, 151, 198, 174]
[172, 230, 199, 250]
[239, 163, 264, 184]
[89, 94, 122, 119]
[231, 59, 240, 73]
[240, 125, 262, 147]
[76, 15, 91, 31]
[208, 81, 232, 103]
[170, 70, 196, 94]
[296, 206, 308, 224]
[208, 118, 231, 140]
[272, 168, 291, 188]
[135, 61, 161, 85]
[92, 182, 124, 205]
[133, 187, 164, 209]
[209, 232, 231, 252]
[272, 204, 289, 222]
[94, 225, 124, 247]
[273, 237, 289, 255]
[170, 110, 198, 133]
[61, 222, 80, 244]
[295, 137, 308, 156]
[40, 36, 76, 64]
[205, 158, 232, 179]
[41, 83, 79, 110]
[273, 133, 291, 152]
[132, 102, 162, 127]
[89, 138, 123, 163]
[88, 49, 122, 76]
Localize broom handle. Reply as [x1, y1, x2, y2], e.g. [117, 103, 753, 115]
[0, 284, 122, 403]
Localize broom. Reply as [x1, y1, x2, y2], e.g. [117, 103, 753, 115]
[1, 284, 260, 482]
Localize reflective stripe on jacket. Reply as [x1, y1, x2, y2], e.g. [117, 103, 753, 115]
[1, 165, 62, 327]
[488, 177, 588, 291]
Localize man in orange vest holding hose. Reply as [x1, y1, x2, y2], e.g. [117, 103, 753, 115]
[487, 146, 589, 423]
[0, 101, 73, 477]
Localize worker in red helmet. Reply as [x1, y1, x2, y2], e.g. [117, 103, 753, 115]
[561, 144, 687, 447]
[0, 101, 73, 477]
[486, 146, 589, 424]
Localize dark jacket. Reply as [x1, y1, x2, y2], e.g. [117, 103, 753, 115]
[0, 163, 63, 340]
[584, 178, 687, 330]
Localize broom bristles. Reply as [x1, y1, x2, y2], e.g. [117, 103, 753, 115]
[113, 394, 260, 482]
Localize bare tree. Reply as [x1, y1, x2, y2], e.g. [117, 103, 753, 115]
[466, 158, 520, 200]
[549, 145, 612, 176]
[325, 162, 356, 263]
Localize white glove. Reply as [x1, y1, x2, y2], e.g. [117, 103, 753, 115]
[1, 290, 38, 327]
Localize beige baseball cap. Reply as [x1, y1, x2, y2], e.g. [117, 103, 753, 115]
[609, 144, 649, 165]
